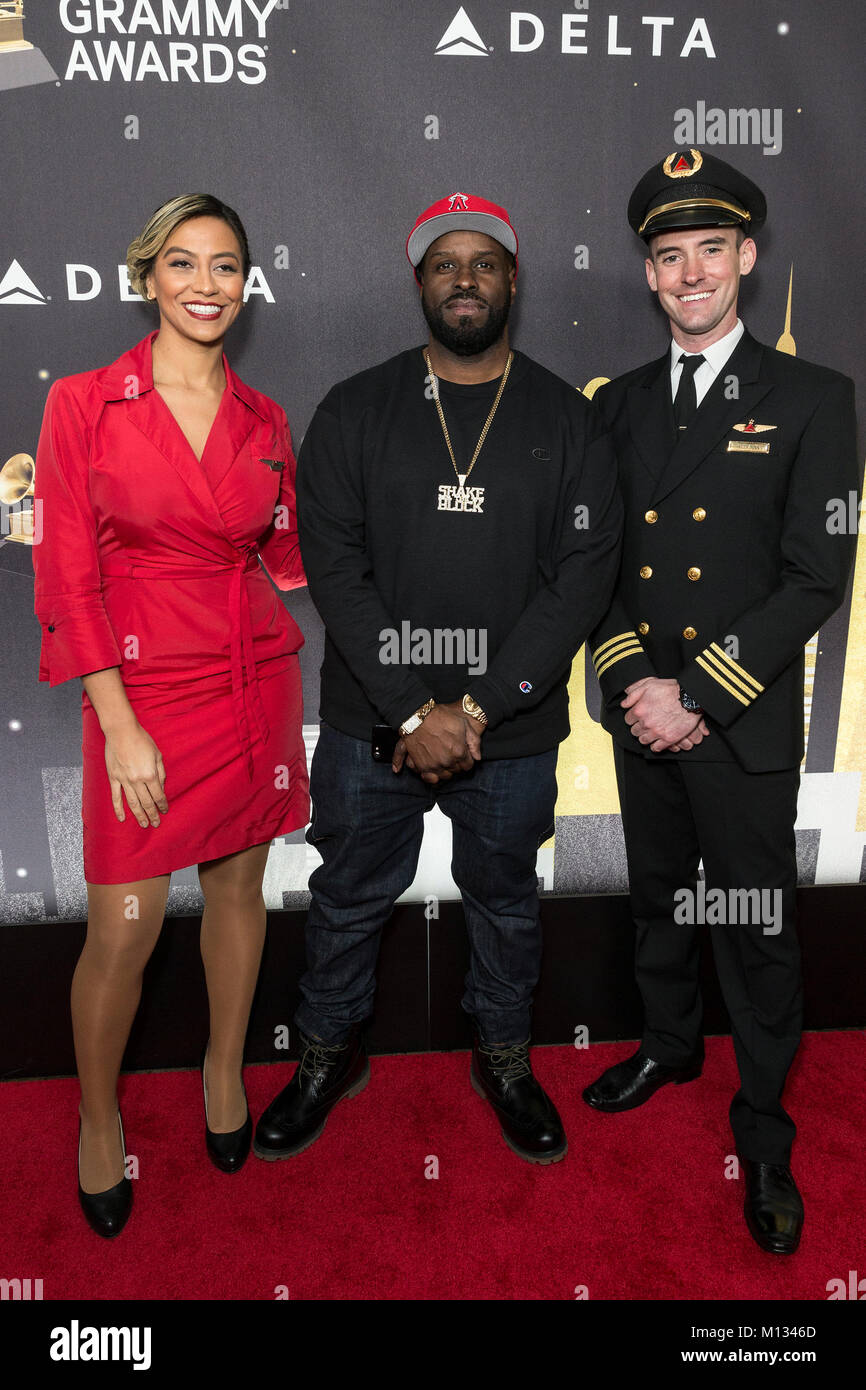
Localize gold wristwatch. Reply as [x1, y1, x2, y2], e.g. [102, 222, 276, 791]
[462, 694, 488, 726]
[399, 698, 436, 737]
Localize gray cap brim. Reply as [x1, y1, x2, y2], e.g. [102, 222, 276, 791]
[407, 212, 517, 266]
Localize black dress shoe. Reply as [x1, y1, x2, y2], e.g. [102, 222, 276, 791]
[77, 1110, 133, 1239]
[202, 1044, 252, 1174]
[582, 1046, 703, 1112]
[253, 1024, 369, 1160]
[470, 1034, 567, 1164]
[742, 1160, 803, 1254]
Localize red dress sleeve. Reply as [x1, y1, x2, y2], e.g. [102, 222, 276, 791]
[256, 407, 306, 592]
[32, 378, 123, 686]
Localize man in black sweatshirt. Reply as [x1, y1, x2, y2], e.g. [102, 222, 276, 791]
[254, 193, 622, 1166]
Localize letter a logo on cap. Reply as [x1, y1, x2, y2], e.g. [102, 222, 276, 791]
[436, 7, 489, 56]
[448, 193, 470, 211]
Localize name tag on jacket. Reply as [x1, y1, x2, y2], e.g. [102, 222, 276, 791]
[726, 440, 771, 454]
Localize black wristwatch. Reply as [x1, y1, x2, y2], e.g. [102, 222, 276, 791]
[679, 688, 702, 713]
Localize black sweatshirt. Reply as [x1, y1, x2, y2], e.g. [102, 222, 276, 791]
[296, 346, 623, 758]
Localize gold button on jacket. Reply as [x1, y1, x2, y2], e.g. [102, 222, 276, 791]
[687, 567, 701, 581]
[645, 509, 658, 524]
[692, 507, 707, 521]
[639, 565, 652, 579]
[638, 621, 650, 635]
[683, 626, 697, 640]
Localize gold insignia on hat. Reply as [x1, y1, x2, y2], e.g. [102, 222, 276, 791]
[732, 421, 777, 433]
[662, 148, 704, 179]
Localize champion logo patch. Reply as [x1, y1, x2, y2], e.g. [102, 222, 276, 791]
[519, 680, 533, 693]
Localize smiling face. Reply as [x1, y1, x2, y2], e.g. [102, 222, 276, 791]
[145, 215, 246, 345]
[419, 230, 516, 357]
[646, 225, 756, 351]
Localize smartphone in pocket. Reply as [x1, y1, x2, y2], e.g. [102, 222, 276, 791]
[371, 724, 400, 762]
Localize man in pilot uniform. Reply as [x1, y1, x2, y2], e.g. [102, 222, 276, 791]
[583, 149, 858, 1253]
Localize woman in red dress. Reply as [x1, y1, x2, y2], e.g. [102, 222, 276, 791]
[32, 193, 309, 1237]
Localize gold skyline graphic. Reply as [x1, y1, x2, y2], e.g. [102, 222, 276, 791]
[776, 265, 796, 355]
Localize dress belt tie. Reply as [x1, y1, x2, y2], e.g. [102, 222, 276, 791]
[99, 548, 270, 779]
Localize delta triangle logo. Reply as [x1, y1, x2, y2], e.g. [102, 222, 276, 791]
[0, 259, 47, 304]
[435, 7, 489, 56]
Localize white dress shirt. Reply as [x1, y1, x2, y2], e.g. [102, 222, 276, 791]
[669, 318, 744, 408]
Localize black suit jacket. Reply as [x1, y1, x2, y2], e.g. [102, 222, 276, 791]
[589, 328, 859, 772]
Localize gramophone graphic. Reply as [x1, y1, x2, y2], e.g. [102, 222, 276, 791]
[0, 2, 58, 91]
[0, 452, 40, 544]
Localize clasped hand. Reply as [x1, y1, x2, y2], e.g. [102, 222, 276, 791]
[391, 700, 483, 783]
[622, 676, 710, 753]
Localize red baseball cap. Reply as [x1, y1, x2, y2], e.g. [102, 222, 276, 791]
[406, 193, 518, 281]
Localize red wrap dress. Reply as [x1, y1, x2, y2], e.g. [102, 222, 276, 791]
[32, 330, 310, 884]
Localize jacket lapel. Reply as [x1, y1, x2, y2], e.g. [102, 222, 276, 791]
[202, 357, 272, 490]
[649, 329, 771, 504]
[99, 331, 264, 534]
[626, 352, 673, 485]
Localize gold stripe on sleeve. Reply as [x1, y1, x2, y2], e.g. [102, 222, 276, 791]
[695, 655, 750, 706]
[596, 641, 645, 679]
[708, 642, 764, 694]
[592, 631, 637, 665]
[699, 649, 756, 700]
[592, 635, 644, 673]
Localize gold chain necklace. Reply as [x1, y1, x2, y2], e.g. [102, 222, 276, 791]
[424, 349, 513, 514]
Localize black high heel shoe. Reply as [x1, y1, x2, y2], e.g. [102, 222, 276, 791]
[202, 1044, 252, 1173]
[77, 1109, 133, 1238]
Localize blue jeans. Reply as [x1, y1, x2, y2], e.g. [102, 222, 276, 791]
[294, 722, 558, 1046]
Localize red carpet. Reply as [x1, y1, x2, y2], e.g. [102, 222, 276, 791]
[2, 1031, 863, 1301]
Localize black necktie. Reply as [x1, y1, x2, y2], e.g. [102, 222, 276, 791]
[673, 353, 705, 437]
